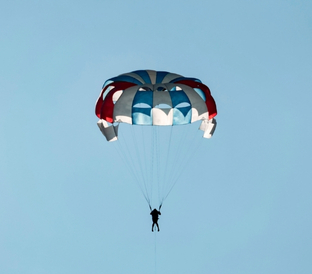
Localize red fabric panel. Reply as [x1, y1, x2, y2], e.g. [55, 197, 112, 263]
[95, 86, 107, 118]
[95, 82, 136, 123]
[176, 80, 217, 119]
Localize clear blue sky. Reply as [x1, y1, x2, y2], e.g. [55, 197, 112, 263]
[1, 0, 312, 273]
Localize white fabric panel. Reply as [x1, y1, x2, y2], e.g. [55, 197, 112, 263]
[97, 119, 118, 142]
[199, 118, 217, 138]
[152, 108, 173, 125]
[191, 108, 208, 122]
[146, 70, 157, 84]
[152, 89, 173, 125]
[177, 84, 208, 122]
[113, 86, 138, 124]
[112, 90, 123, 103]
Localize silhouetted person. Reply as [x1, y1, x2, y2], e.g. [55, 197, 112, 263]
[150, 208, 161, 232]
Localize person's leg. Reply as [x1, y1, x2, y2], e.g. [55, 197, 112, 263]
[156, 223, 160, 231]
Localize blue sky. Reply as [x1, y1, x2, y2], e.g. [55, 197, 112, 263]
[1, 0, 312, 273]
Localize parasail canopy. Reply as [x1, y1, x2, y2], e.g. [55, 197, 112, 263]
[95, 70, 217, 141]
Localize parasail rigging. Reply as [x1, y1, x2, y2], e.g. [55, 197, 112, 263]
[95, 70, 217, 209]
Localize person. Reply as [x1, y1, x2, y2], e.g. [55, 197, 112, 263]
[150, 208, 161, 232]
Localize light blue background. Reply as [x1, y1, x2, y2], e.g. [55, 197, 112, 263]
[1, 0, 311, 273]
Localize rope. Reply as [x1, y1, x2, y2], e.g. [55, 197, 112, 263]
[160, 125, 173, 205]
[111, 122, 206, 209]
[168, 141, 203, 202]
[153, 126, 162, 208]
[154, 230, 157, 274]
[160, 123, 205, 205]
[130, 126, 150, 197]
[141, 125, 152, 206]
[113, 127, 151, 206]
[151, 126, 155, 206]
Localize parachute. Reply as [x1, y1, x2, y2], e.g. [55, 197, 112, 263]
[95, 70, 217, 208]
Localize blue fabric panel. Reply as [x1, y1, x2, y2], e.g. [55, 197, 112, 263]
[172, 108, 192, 125]
[132, 90, 153, 107]
[132, 90, 153, 125]
[170, 90, 192, 125]
[156, 71, 169, 83]
[102, 80, 114, 89]
[170, 77, 202, 83]
[105, 75, 143, 87]
[169, 90, 191, 108]
[177, 106, 191, 117]
[133, 70, 152, 84]
[132, 108, 153, 125]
